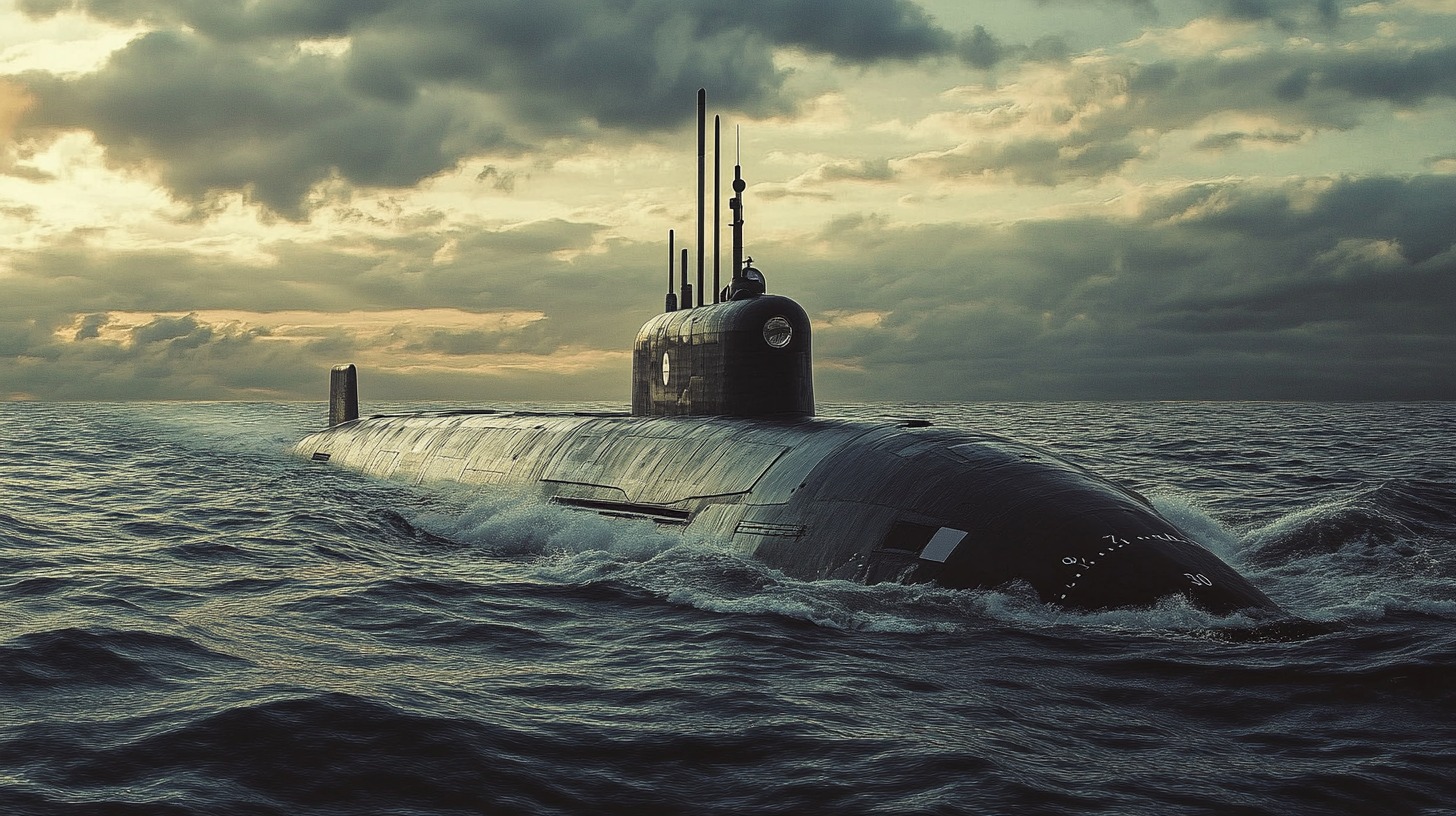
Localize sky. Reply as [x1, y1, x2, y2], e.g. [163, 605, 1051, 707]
[2, 0, 1454, 402]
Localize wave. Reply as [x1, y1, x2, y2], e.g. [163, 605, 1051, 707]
[1245, 479, 1456, 564]
[0, 627, 247, 691]
[4, 693, 515, 815]
[1229, 479, 1456, 621]
[2, 688, 1010, 816]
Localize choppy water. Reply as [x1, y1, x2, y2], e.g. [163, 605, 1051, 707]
[2, 401, 1453, 815]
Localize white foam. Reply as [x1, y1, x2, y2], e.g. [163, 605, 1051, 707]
[1148, 491, 1247, 566]
[407, 491, 987, 631]
[410, 488, 682, 560]
[1232, 489, 1456, 623]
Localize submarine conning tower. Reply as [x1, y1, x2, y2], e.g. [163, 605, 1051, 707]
[631, 89, 814, 419]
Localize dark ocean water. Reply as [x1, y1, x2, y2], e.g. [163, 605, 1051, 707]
[2, 400, 1453, 815]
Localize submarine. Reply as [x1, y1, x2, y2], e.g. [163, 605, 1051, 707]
[295, 91, 1281, 617]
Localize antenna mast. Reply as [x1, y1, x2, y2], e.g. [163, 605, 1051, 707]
[680, 220, 692, 308]
[696, 89, 706, 309]
[713, 115, 721, 303]
[730, 125, 745, 291]
[666, 229, 677, 312]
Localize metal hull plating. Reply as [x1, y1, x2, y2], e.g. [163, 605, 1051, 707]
[295, 411, 1279, 615]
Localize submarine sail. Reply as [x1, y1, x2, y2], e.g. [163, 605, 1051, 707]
[294, 91, 1280, 617]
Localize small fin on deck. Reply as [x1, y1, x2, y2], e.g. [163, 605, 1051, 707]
[329, 364, 359, 426]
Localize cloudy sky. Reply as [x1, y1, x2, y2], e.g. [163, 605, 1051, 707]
[2, 0, 1454, 402]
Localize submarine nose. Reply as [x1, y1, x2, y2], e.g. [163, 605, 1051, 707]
[1043, 530, 1277, 615]
[929, 508, 1280, 616]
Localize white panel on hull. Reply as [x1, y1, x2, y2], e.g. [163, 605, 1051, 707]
[919, 527, 969, 563]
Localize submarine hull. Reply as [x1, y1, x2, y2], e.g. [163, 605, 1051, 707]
[294, 411, 1278, 615]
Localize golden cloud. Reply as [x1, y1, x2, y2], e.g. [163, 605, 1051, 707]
[55, 308, 547, 344]
[0, 79, 35, 140]
[46, 307, 616, 378]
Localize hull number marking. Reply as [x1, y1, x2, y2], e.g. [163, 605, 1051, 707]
[1058, 532, 1201, 601]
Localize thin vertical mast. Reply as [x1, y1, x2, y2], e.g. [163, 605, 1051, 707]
[730, 125, 745, 290]
[680, 224, 690, 309]
[696, 88, 706, 308]
[713, 114, 721, 303]
[666, 229, 676, 312]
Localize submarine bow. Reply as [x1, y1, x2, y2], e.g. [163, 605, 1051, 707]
[293, 89, 1280, 617]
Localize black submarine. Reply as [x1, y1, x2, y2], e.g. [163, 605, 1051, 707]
[295, 91, 1281, 617]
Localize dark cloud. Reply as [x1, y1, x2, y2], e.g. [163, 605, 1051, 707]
[18, 30, 517, 218]
[759, 158, 897, 199]
[787, 174, 1456, 400]
[956, 25, 1069, 69]
[336, 4, 792, 130]
[17, 0, 958, 125]
[22, 0, 955, 65]
[1, 203, 40, 220]
[2, 310, 312, 400]
[1320, 44, 1456, 106]
[9, 2, 1087, 216]
[132, 312, 216, 346]
[1032, 0, 1339, 27]
[1193, 130, 1305, 151]
[1151, 41, 1456, 118]
[1114, 43, 1456, 129]
[474, 165, 519, 193]
[958, 26, 1005, 70]
[905, 38, 1456, 186]
[905, 138, 1145, 186]
[401, 323, 557, 357]
[1024, 35, 1073, 64]
[1215, 0, 1340, 27]
[699, 0, 952, 63]
[72, 313, 110, 340]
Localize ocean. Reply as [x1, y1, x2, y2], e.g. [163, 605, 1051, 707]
[2, 400, 1453, 815]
